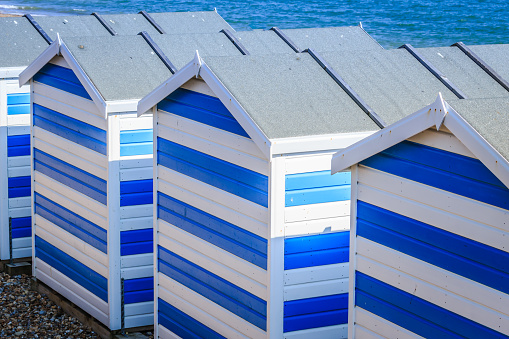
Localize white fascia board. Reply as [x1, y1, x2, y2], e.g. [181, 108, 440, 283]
[331, 94, 448, 174]
[443, 103, 509, 189]
[18, 39, 60, 86]
[199, 62, 271, 160]
[1, 67, 26, 80]
[105, 99, 140, 114]
[137, 55, 200, 117]
[59, 42, 107, 118]
[270, 130, 377, 156]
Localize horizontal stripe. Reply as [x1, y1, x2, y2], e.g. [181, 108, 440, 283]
[286, 171, 350, 190]
[160, 88, 249, 138]
[7, 176, 30, 198]
[34, 148, 107, 205]
[124, 277, 153, 304]
[120, 142, 153, 156]
[7, 104, 30, 115]
[284, 262, 349, 286]
[355, 308, 423, 339]
[158, 298, 225, 339]
[12, 215, 32, 238]
[35, 236, 107, 302]
[284, 277, 349, 302]
[357, 201, 509, 294]
[158, 137, 268, 207]
[284, 232, 349, 270]
[285, 186, 350, 207]
[361, 141, 509, 210]
[120, 129, 153, 156]
[158, 246, 267, 330]
[12, 228, 31, 239]
[33, 63, 92, 100]
[35, 193, 107, 253]
[120, 179, 153, 207]
[33, 104, 106, 155]
[7, 93, 30, 105]
[158, 192, 267, 269]
[121, 229, 153, 256]
[7, 134, 30, 157]
[356, 272, 507, 338]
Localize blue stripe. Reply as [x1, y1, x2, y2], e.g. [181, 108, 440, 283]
[12, 216, 32, 239]
[356, 272, 508, 338]
[7, 145, 30, 157]
[158, 137, 268, 207]
[12, 227, 31, 239]
[120, 229, 153, 256]
[7, 93, 30, 105]
[357, 201, 509, 294]
[124, 277, 154, 304]
[7, 104, 30, 115]
[33, 104, 107, 155]
[361, 142, 509, 210]
[120, 179, 153, 207]
[284, 232, 349, 270]
[35, 236, 107, 302]
[34, 148, 107, 205]
[286, 171, 350, 190]
[35, 193, 107, 253]
[158, 246, 267, 330]
[7, 134, 31, 157]
[284, 294, 348, 332]
[120, 130, 153, 156]
[285, 171, 351, 207]
[158, 192, 267, 269]
[160, 88, 249, 138]
[120, 142, 153, 156]
[8, 176, 30, 198]
[158, 298, 226, 339]
[33, 63, 92, 100]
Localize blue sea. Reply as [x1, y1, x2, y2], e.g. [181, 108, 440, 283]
[0, 0, 507, 48]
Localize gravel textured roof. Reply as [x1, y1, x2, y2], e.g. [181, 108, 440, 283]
[148, 11, 233, 34]
[281, 26, 383, 52]
[101, 13, 162, 36]
[417, 46, 509, 99]
[447, 97, 509, 162]
[0, 17, 49, 68]
[468, 44, 509, 83]
[203, 53, 379, 139]
[320, 49, 458, 125]
[234, 30, 296, 55]
[35, 15, 110, 41]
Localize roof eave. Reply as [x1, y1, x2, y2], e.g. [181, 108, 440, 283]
[1, 66, 27, 79]
[19, 36, 61, 86]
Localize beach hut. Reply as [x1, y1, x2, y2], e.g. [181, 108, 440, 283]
[0, 10, 232, 263]
[331, 95, 509, 338]
[18, 32, 244, 331]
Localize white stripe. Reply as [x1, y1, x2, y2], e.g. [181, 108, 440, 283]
[158, 165, 268, 225]
[284, 152, 336, 175]
[125, 313, 154, 328]
[6, 82, 29, 94]
[34, 172, 108, 227]
[119, 167, 153, 181]
[35, 259, 109, 321]
[284, 216, 350, 237]
[284, 277, 348, 301]
[8, 206, 30, 218]
[35, 216, 108, 276]
[180, 78, 217, 97]
[357, 237, 509, 320]
[120, 216, 153, 231]
[121, 265, 153, 280]
[284, 201, 350, 223]
[119, 116, 153, 130]
[125, 301, 153, 317]
[159, 232, 267, 300]
[158, 325, 182, 339]
[7, 114, 29, 126]
[120, 157, 152, 169]
[358, 166, 509, 248]
[7, 125, 29, 136]
[159, 219, 267, 287]
[120, 204, 152, 219]
[158, 177, 268, 239]
[33, 126, 107, 170]
[12, 237, 31, 249]
[408, 128, 475, 158]
[355, 308, 423, 339]
[158, 110, 265, 159]
[158, 124, 269, 176]
[121, 253, 153, 268]
[33, 135, 107, 180]
[354, 326, 386, 339]
[33, 83, 104, 127]
[9, 197, 30, 208]
[159, 276, 262, 339]
[284, 263, 349, 286]
[12, 246, 31, 259]
[284, 324, 348, 339]
[8, 155, 30, 168]
[8, 166, 30, 177]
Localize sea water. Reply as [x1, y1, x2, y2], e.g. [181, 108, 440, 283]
[0, 0, 507, 48]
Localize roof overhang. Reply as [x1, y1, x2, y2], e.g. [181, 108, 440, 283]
[137, 51, 272, 160]
[331, 93, 509, 188]
[0, 66, 27, 79]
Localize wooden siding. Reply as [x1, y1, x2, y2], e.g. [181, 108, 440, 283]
[351, 128, 509, 338]
[283, 153, 350, 338]
[155, 82, 269, 338]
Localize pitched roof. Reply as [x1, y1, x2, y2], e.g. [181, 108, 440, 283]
[468, 44, 509, 82]
[234, 30, 296, 55]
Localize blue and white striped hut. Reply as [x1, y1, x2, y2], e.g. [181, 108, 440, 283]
[331, 95, 509, 338]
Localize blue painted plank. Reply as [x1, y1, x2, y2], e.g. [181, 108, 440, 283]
[35, 193, 107, 252]
[159, 298, 226, 339]
[124, 277, 153, 292]
[284, 247, 349, 270]
[12, 227, 31, 239]
[11, 216, 31, 229]
[121, 241, 153, 256]
[166, 88, 232, 119]
[125, 289, 153, 304]
[33, 63, 92, 100]
[7, 104, 30, 115]
[120, 179, 153, 194]
[356, 272, 508, 338]
[357, 202, 509, 295]
[158, 247, 267, 330]
[35, 236, 108, 302]
[120, 192, 153, 206]
[121, 229, 153, 244]
[284, 309, 348, 333]
[285, 232, 350, 254]
[34, 148, 107, 205]
[8, 176, 31, 188]
[361, 149, 509, 211]
[285, 170, 350, 191]
[7, 134, 30, 147]
[158, 193, 267, 269]
[8, 187, 30, 198]
[7, 145, 30, 157]
[284, 293, 348, 317]
[285, 185, 351, 206]
[120, 129, 153, 143]
[120, 142, 153, 156]
[7, 93, 30, 105]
